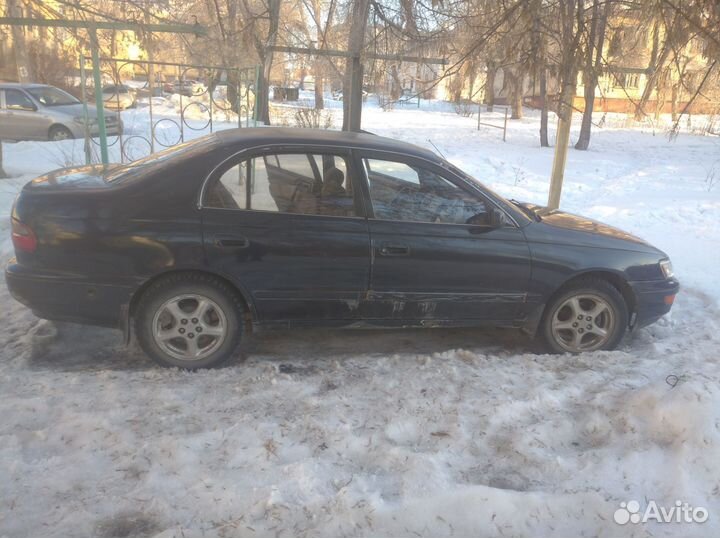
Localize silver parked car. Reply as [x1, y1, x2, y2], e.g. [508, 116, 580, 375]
[0, 83, 122, 141]
[102, 84, 137, 110]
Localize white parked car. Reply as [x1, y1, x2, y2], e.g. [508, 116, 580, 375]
[102, 84, 137, 110]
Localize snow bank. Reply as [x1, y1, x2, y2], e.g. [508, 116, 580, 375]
[0, 105, 718, 537]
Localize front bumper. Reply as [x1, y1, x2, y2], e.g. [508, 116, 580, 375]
[5, 259, 132, 329]
[69, 121, 123, 138]
[629, 277, 680, 329]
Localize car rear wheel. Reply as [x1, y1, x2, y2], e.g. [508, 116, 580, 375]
[541, 277, 628, 353]
[135, 273, 244, 369]
[49, 125, 74, 141]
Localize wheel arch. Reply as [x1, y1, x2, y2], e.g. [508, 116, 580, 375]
[126, 268, 255, 341]
[524, 269, 637, 337]
[545, 269, 636, 323]
[48, 123, 73, 139]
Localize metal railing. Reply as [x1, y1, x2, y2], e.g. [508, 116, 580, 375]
[477, 104, 509, 142]
[80, 57, 259, 164]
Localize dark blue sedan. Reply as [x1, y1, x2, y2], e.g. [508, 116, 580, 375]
[6, 128, 679, 368]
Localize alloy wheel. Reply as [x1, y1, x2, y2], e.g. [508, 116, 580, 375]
[152, 294, 227, 361]
[51, 129, 71, 141]
[550, 293, 616, 352]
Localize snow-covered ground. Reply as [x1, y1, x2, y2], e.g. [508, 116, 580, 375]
[1, 98, 719, 538]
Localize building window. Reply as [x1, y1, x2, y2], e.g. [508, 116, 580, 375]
[612, 72, 639, 90]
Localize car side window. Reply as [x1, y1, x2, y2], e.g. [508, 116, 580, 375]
[363, 158, 488, 225]
[5, 90, 36, 111]
[206, 152, 357, 218]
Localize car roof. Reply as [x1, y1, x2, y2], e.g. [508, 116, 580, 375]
[0, 82, 51, 90]
[214, 127, 441, 162]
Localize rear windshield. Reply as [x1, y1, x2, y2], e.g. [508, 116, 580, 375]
[105, 134, 219, 184]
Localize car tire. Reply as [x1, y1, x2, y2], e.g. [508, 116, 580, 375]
[135, 273, 244, 369]
[540, 277, 628, 354]
[49, 125, 74, 141]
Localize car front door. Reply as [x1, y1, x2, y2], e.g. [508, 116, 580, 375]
[356, 151, 532, 323]
[201, 147, 371, 324]
[1, 89, 48, 140]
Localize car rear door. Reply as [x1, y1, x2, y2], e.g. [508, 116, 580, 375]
[201, 147, 371, 324]
[355, 151, 532, 323]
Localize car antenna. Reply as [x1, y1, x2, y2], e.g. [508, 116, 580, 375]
[427, 139, 447, 159]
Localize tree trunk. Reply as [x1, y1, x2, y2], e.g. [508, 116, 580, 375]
[314, 61, 324, 110]
[342, 0, 370, 131]
[575, 72, 596, 150]
[390, 65, 402, 100]
[634, 44, 671, 120]
[7, 0, 33, 83]
[575, 0, 609, 150]
[671, 82, 679, 121]
[510, 69, 523, 119]
[256, 63, 271, 125]
[253, 0, 281, 126]
[484, 62, 496, 112]
[0, 140, 7, 179]
[539, 67, 549, 147]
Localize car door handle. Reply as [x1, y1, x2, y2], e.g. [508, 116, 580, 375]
[379, 243, 410, 256]
[215, 235, 250, 249]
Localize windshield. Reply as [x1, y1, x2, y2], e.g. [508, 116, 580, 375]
[26, 86, 80, 107]
[443, 161, 531, 224]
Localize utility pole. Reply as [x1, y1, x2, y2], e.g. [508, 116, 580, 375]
[547, 72, 578, 209]
[6, 0, 33, 83]
[547, 114, 571, 209]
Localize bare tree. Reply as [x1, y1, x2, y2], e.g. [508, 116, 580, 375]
[6, 0, 34, 82]
[342, 0, 370, 131]
[548, 0, 586, 208]
[301, 0, 339, 110]
[575, 0, 611, 150]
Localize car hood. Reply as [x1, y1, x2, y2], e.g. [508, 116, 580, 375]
[520, 203, 663, 254]
[48, 103, 119, 120]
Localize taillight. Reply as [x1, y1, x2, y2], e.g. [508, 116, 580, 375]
[11, 217, 37, 253]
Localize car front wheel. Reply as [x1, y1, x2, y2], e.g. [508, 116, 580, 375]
[541, 277, 628, 353]
[135, 273, 244, 369]
[49, 125, 74, 141]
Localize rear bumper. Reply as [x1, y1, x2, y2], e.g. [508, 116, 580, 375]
[629, 277, 680, 328]
[5, 259, 132, 329]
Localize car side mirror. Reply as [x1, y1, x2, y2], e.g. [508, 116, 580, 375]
[488, 207, 507, 227]
[466, 207, 506, 227]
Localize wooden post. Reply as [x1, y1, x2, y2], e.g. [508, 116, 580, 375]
[547, 115, 572, 209]
[477, 103, 481, 131]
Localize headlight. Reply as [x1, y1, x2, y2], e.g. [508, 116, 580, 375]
[660, 259, 674, 278]
[73, 116, 95, 125]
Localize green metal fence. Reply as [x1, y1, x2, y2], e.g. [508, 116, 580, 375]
[79, 57, 259, 164]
